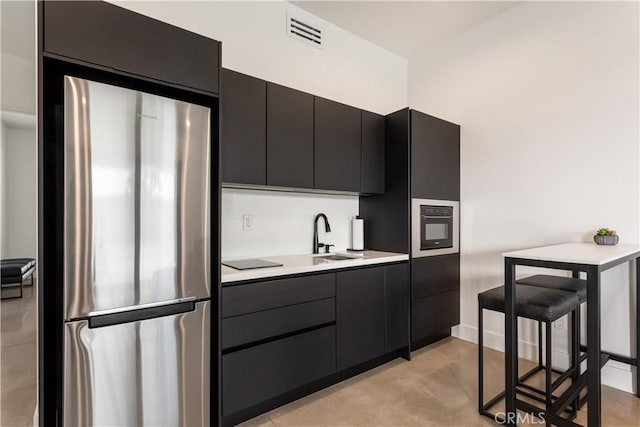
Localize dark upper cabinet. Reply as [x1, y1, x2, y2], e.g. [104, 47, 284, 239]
[267, 83, 314, 189]
[411, 110, 460, 201]
[361, 111, 385, 194]
[43, 1, 220, 94]
[412, 253, 460, 299]
[337, 267, 386, 370]
[314, 98, 362, 192]
[385, 263, 409, 352]
[359, 109, 410, 254]
[221, 69, 266, 185]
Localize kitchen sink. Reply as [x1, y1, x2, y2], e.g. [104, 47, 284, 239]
[315, 254, 359, 261]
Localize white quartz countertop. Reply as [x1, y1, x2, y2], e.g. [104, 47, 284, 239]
[221, 251, 409, 283]
[502, 242, 640, 265]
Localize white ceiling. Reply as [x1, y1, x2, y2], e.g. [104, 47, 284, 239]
[0, 1, 520, 61]
[291, 1, 521, 59]
[1, 0, 36, 60]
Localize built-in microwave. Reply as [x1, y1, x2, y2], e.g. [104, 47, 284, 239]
[411, 198, 459, 258]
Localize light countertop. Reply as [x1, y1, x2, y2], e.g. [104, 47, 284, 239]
[502, 242, 640, 265]
[221, 250, 409, 284]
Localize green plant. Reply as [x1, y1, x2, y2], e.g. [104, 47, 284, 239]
[596, 228, 617, 236]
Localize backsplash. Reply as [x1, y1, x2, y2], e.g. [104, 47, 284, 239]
[221, 188, 359, 259]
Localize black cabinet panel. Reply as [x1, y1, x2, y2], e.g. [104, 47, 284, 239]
[412, 254, 460, 299]
[411, 110, 460, 200]
[337, 267, 385, 370]
[361, 111, 385, 194]
[43, 1, 220, 94]
[385, 263, 409, 352]
[359, 109, 410, 253]
[266, 83, 314, 188]
[222, 273, 335, 318]
[314, 98, 362, 192]
[412, 289, 460, 342]
[222, 325, 336, 415]
[221, 69, 266, 184]
[222, 298, 335, 349]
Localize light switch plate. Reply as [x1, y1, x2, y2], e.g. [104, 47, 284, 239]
[242, 214, 253, 231]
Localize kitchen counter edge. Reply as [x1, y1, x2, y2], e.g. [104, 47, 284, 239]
[221, 251, 409, 284]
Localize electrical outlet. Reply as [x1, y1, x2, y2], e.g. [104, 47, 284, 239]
[554, 316, 566, 330]
[242, 214, 253, 231]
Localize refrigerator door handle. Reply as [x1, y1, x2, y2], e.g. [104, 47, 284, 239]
[87, 298, 197, 329]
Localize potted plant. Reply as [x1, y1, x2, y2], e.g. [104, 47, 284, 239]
[594, 228, 619, 245]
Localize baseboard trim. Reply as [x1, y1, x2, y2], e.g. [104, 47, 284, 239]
[452, 323, 635, 393]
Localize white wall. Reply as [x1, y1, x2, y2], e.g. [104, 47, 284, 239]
[112, 1, 408, 258]
[0, 120, 6, 258]
[1, 125, 37, 260]
[110, 0, 407, 115]
[0, 53, 36, 115]
[222, 188, 358, 259]
[409, 2, 639, 392]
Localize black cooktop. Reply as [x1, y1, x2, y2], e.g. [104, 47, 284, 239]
[222, 259, 284, 270]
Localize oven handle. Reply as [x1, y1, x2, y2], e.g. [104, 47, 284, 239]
[421, 215, 453, 219]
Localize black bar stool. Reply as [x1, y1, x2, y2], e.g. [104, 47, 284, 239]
[517, 275, 588, 410]
[478, 284, 581, 423]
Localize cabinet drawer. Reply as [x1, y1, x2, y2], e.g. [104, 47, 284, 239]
[412, 254, 460, 298]
[222, 298, 335, 349]
[222, 325, 336, 415]
[222, 273, 335, 318]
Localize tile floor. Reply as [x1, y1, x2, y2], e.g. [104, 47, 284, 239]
[239, 339, 640, 427]
[1, 282, 639, 427]
[1, 281, 37, 427]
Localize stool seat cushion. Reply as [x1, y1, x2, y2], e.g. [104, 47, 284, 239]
[1, 258, 36, 282]
[478, 284, 579, 322]
[516, 275, 587, 303]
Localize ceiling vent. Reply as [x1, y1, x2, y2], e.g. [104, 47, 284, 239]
[287, 13, 323, 49]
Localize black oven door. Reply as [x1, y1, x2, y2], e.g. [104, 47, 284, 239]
[420, 206, 454, 250]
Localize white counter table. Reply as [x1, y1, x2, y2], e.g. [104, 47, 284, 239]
[502, 242, 640, 427]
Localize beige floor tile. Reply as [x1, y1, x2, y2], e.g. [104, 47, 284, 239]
[1, 281, 37, 427]
[3, 281, 640, 427]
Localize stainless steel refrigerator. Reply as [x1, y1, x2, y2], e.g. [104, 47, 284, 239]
[62, 76, 211, 426]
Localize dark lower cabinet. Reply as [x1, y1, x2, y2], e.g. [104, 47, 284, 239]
[412, 254, 460, 299]
[412, 254, 460, 346]
[314, 98, 362, 192]
[337, 267, 386, 370]
[222, 264, 409, 423]
[43, 1, 220, 94]
[221, 69, 266, 184]
[385, 263, 409, 352]
[412, 290, 460, 343]
[267, 83, 314, 189]
[222, 325, 336, 416]
[361, 111, 385, 194]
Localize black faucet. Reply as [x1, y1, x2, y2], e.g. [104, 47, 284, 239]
[313, 213, 332, 254]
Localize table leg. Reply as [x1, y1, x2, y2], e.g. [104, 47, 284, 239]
[636, 257, 640, 398]
[505, 258, 517, 425]
[586, 265, 601, 426]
